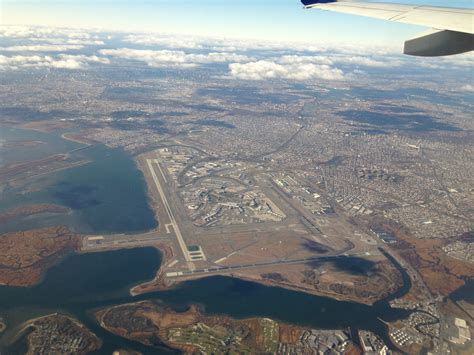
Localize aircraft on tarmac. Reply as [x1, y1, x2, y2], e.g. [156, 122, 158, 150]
[301, 0, 474, 56]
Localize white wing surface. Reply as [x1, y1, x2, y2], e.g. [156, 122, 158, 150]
[301, 1, 474, 56]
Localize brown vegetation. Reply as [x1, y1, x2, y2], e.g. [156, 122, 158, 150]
[0, 154, 67, 181]
[129, 243, 174, 295]
[97, 301, 359, 354]
[62, 132, 97, 145]
[3, 140, 45, 148]
[97, 301, 288, 354]
[19, 120, 73, 132]
[230, 255, 403, 306]
[378, 220, 474, 296]
[394, 238, 474, 296]
[95, 302, 202, 352]
[0, 204, 69, 224]
[0, 226, 80, 286]
[279, 324, 304, 344]
[22, 314, 101, 355]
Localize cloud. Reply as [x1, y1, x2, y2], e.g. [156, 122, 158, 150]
[124, 33, 258, 52]
[0, 25, 105, 46]
[1, 25, 89, 39]
[1, 24, 469, 79]
[459, 84, 474, 92]
[0, 54, 109, 70]
[228, 60, 345, 81]
[278, 55, 334, 65]
[333, 55, 402, 68]
[124, 34, 205, 49]
[413, 52, 474, 69]
[100, 48, 251, 68]
[0, 25, 48, 38]
[277, 54, 402, 68]
[440, 52, 474, 67]
[122, 32, 400, 56]
[0, 44, 84, 52]
[124, 34, 271, 53]
[35, 38, 105, 46]
[226, 53, 396, 81]
[0, 139, 4, 165]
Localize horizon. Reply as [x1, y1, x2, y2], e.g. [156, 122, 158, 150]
[2, 0, 473, 48]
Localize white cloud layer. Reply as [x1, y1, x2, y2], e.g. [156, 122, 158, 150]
[460, 84, 474, 92]
[124, 34, 205, 49]
[0, 25, 471, 81]
[100, 48, 252, 68]
[1, 25, 90, 39]
[334, 55, 402, 67]
[277, 54, 402, 68]
[0, 25, 105, 46]
[35, 38, 105, 46]
[123, 34, 271, 53]
[0, 44, 84, 52]
[228, 60, 344, 81]
[0, 54, 109, 70]
[226, 51, 411, 81]
[123, 32, 402, 56]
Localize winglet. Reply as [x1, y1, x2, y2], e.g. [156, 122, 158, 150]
[301, 0, 338, 7]
[404, 30, 474, 56]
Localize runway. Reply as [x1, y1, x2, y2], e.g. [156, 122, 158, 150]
[146, 158, 192, 263]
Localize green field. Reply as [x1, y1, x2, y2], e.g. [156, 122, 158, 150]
[169, 323, 252, 354]
[260, 318, 279, 353]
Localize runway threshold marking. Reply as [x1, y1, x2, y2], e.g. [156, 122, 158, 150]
[215, 251, 237, 264]
[168, 259, 179, 268]
[147, 159, 192, 263]
[168, 251, 371, 278]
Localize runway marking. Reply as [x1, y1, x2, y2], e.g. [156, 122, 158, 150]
[154, 158, 168, 184]
[167, 259, 179, 268]
[147, 159, 192, 263]
[168, 252, 371, 278]
[188, 246, 206, 261]
[215, 251, 237, 264]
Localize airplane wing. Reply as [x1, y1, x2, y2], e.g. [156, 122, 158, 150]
[301, 1, 474, 56]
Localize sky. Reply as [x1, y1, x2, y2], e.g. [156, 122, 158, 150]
[1, 0, 473, 47]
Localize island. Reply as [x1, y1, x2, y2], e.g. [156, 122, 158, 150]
[0, 317, 6, 333]
[96, 300, 360, 354]
[0, 204, 69, 225]
[1, 24, 474, 354]
[0, 226, 80, 286]
[13, 313, 101, 354]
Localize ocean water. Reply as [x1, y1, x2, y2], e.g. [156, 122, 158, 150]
[0, 127, 413, 354]
[0, 247, 411, 354]
[0, 127, 157, 234]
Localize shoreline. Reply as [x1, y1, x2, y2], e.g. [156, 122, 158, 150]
[133, 156, 162, 234]
[0, 226, 81, 288]
[129, 243, 175, 296]
[9, 312, 102, 353]
[129, 152, 409, 307]
[127, 241, 408, 307]
[95, 300, 361, 354]
[60, 132, 96, 146]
